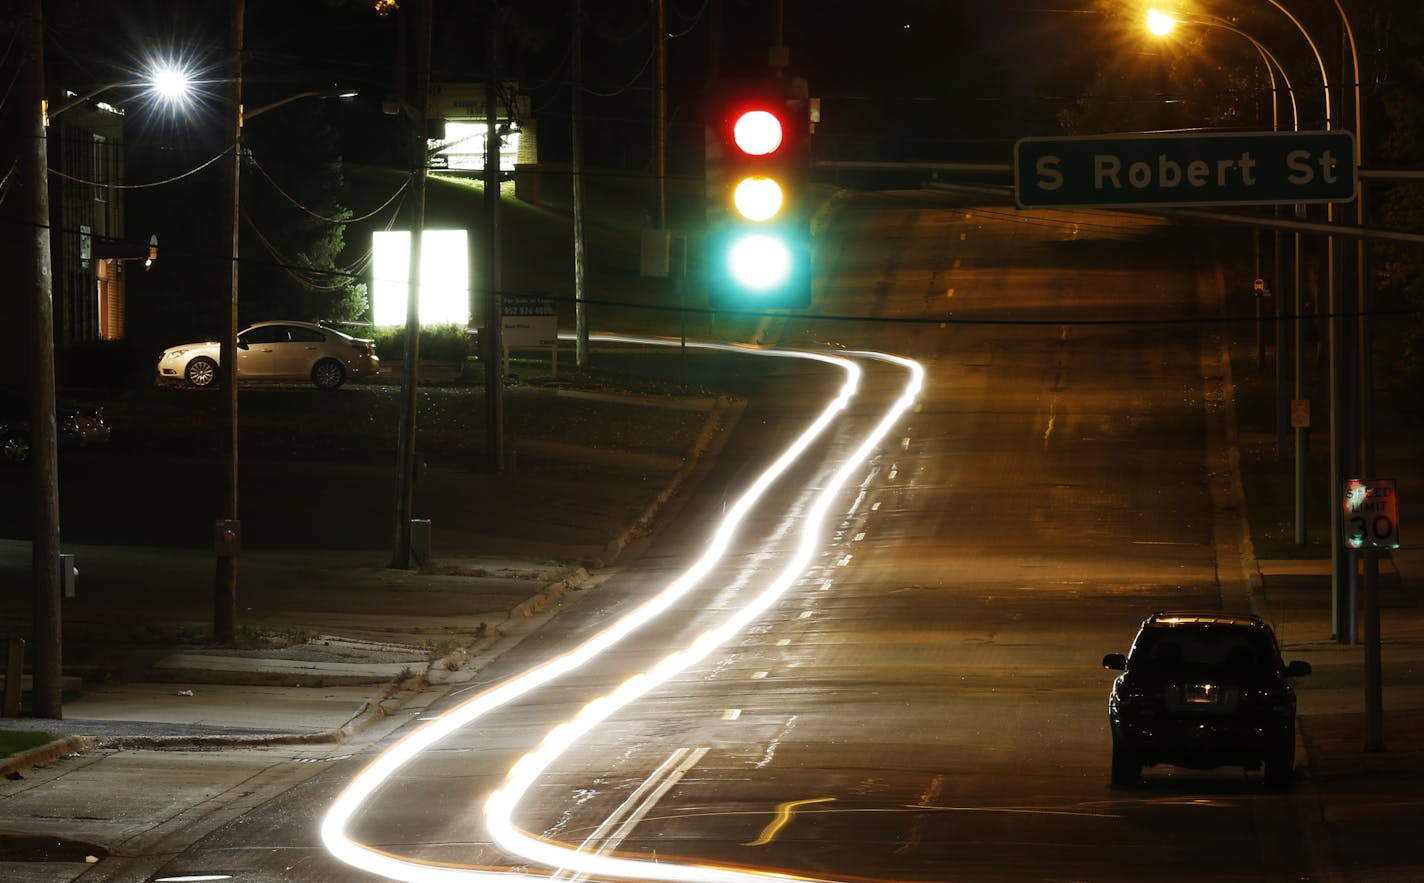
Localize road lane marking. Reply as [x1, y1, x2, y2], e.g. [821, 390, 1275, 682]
[553, 747, 710, 882]
[743, 798, 838, 847]
[894, 774, 944, 856]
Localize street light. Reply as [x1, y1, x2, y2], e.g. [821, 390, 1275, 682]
[1145, 8, 1309, 544]
[21, 33, 195, 717]
[149, 63, 193, 103]
[1155, 0, 1381, 745]
[45, 63, 197, 124]
[213, 59, 359, 642]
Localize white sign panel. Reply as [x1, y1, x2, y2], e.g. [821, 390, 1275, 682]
[372, 229, 470, 327]
[501, 294, 558, 350]
[1342, 478, 1400, 550]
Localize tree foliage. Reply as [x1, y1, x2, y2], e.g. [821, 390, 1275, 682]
[1365, 0, 1424, 390]
[241, 102, 369, 324]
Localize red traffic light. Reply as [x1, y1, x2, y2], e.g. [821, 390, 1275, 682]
[732, 109, 783, 156]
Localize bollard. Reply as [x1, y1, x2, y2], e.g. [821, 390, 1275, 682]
[61, 553, 77, 599]
[410, 518, 431, 569]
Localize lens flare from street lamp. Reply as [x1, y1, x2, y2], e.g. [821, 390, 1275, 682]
[150, 64, 194, 101]
[1146, 9, 1176, 36]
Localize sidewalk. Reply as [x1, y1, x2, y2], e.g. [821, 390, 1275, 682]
[1219, 324, 1424, 878]
[0, 547, 596, 757]
[1251, 549, 1424, 880]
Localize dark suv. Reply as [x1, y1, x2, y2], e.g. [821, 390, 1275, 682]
[1103, 612, 1311, 788]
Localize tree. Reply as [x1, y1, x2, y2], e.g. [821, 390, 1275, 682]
[241, 101, 369, 324]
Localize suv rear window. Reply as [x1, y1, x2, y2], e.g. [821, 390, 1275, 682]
[1128, 625, 1280, 677]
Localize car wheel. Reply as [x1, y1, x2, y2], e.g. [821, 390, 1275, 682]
[312, 359, 345, 390]
[186, 357, 218, 388]
[1263, 728, 1296, 789]
[2, 431, 29, 464]
[1111, 740, 1140, 788]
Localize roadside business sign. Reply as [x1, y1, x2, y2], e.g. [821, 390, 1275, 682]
[1341, 478, 1400, 550]
[1014, 131, 1357, 209]
[501, 293, 558, 350]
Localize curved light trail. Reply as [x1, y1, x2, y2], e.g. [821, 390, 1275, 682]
[322, 335, 924, 883]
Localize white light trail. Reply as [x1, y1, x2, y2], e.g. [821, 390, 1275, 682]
[322, 335, 924, 883]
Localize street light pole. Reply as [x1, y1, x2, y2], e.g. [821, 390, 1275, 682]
[483, 12, 505, 475]
[21, 0, 63, 719]
[215, 0, 244, 646]
[391, 0, 432, 569]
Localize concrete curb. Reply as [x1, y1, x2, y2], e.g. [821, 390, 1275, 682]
[508, 567, 590, 620]
[0, 735, 103, 778]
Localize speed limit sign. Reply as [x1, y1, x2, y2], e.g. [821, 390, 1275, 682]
[1342, 478, 1400, 550]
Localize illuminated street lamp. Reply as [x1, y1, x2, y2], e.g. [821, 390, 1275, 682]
[1145, 8, 1175, 36]
[214, 64, 359, 642]
[45, 62, 196, 123]
[1146, 6, 1306, 534]
[1152, 0, 1381, 743]
[149, 63, 193, 103]
[21, 35, 196, 717]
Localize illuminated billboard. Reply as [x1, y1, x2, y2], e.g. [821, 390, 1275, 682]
[371, 229, 470, 327]
[429, 122, 521, 172]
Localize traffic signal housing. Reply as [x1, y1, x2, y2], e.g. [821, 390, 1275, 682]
[705, 79, 811, 310]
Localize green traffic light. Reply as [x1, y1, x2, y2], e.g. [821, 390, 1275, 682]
[728, 234, 793, 290]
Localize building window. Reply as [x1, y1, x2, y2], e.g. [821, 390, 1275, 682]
[91, 134, 109, 203]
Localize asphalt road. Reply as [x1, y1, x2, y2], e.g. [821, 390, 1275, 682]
[16, 191, 1326, 881]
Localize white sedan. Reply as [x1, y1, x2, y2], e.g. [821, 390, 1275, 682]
[157, 321, 380, 390]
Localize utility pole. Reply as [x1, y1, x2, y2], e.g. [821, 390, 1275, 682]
[22, 0, 63, 719]
[572, 0, 588, 368]
[483, 6, 505, 474]
[654, 0, 667, 230]
[214, 0, 244, 645]
[391, 0, 432, 569]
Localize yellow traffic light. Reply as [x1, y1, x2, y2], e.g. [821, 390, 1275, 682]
[732, 175, 784, 221]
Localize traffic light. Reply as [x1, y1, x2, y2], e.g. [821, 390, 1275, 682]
[705, 79, 811, 310]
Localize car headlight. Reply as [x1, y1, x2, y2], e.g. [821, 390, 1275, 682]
[162, 350, 187, 361]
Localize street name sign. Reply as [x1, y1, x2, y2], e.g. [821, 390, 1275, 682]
[1014, 131, 1357, 209]
[1342, 478, 1399, 550]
